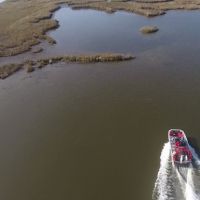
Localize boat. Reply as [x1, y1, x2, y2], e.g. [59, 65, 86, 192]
[168, 129, 192, 165]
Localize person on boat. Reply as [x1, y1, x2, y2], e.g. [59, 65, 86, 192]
[176, 140, 181, 146]
[178, 132, 183, 138]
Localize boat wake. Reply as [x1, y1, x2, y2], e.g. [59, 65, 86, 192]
[153, 142, 200, 200]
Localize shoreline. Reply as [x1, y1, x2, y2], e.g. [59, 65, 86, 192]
[1, 0, 200, 58]
[0, 54, 135, 79]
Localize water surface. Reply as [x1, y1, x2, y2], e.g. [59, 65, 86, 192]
[1, 7, 200, 200]
[47, 7, 200, 57]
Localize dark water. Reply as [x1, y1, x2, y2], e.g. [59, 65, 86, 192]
[1, 7, 200, 200]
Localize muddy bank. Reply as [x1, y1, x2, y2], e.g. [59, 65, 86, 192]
[0, 54, 134, 79]
[1, 0, 200, 57]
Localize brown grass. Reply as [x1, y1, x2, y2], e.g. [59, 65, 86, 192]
[0, 53, 134, 79]
[26, 65, 35, 73]
[0, 0, 64, 56]
[0, 64, 22, 79]
[0, 0, 200, 57]
[140, 26, 159, 33]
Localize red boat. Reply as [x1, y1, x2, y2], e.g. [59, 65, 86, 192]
[168, 129, 192, 165]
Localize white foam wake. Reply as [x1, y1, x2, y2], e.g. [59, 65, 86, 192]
[185, 145, 200, 200]
[185, 167, 200, 200]
[153, 142, 200, 200]
[152, 143, 175, 200]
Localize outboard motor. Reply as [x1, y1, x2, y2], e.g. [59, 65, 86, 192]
[180, 155, 183, 163]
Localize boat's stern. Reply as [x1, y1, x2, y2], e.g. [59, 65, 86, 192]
[168, 129, 193, 165]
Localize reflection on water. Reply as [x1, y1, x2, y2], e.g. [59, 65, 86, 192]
[1, 7, 200, 200]
[47, 7, 200, 56]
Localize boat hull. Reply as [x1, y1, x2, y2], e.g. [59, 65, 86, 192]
[168, 129, 192, 165]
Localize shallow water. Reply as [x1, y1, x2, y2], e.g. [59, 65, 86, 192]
[47, 7, 200, 56]
[1, 7, 200, 200]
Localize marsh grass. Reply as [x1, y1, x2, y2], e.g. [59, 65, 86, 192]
[0, 54, 134, 79]
[1, 0, 200, 56]
[0, 64, 22, 79]
[140, 26, 159, 33]
[26, 65, 35, 73]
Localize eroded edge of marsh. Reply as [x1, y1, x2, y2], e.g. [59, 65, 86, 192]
[0, 54, 135, 79]
[1, 0, 200, 57]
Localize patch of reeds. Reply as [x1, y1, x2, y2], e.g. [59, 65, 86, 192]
[0, 53, 134, 79]
[140, 25, 159, 33]
[1, 0, 200, 57]
[0, 64, 22, 79]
